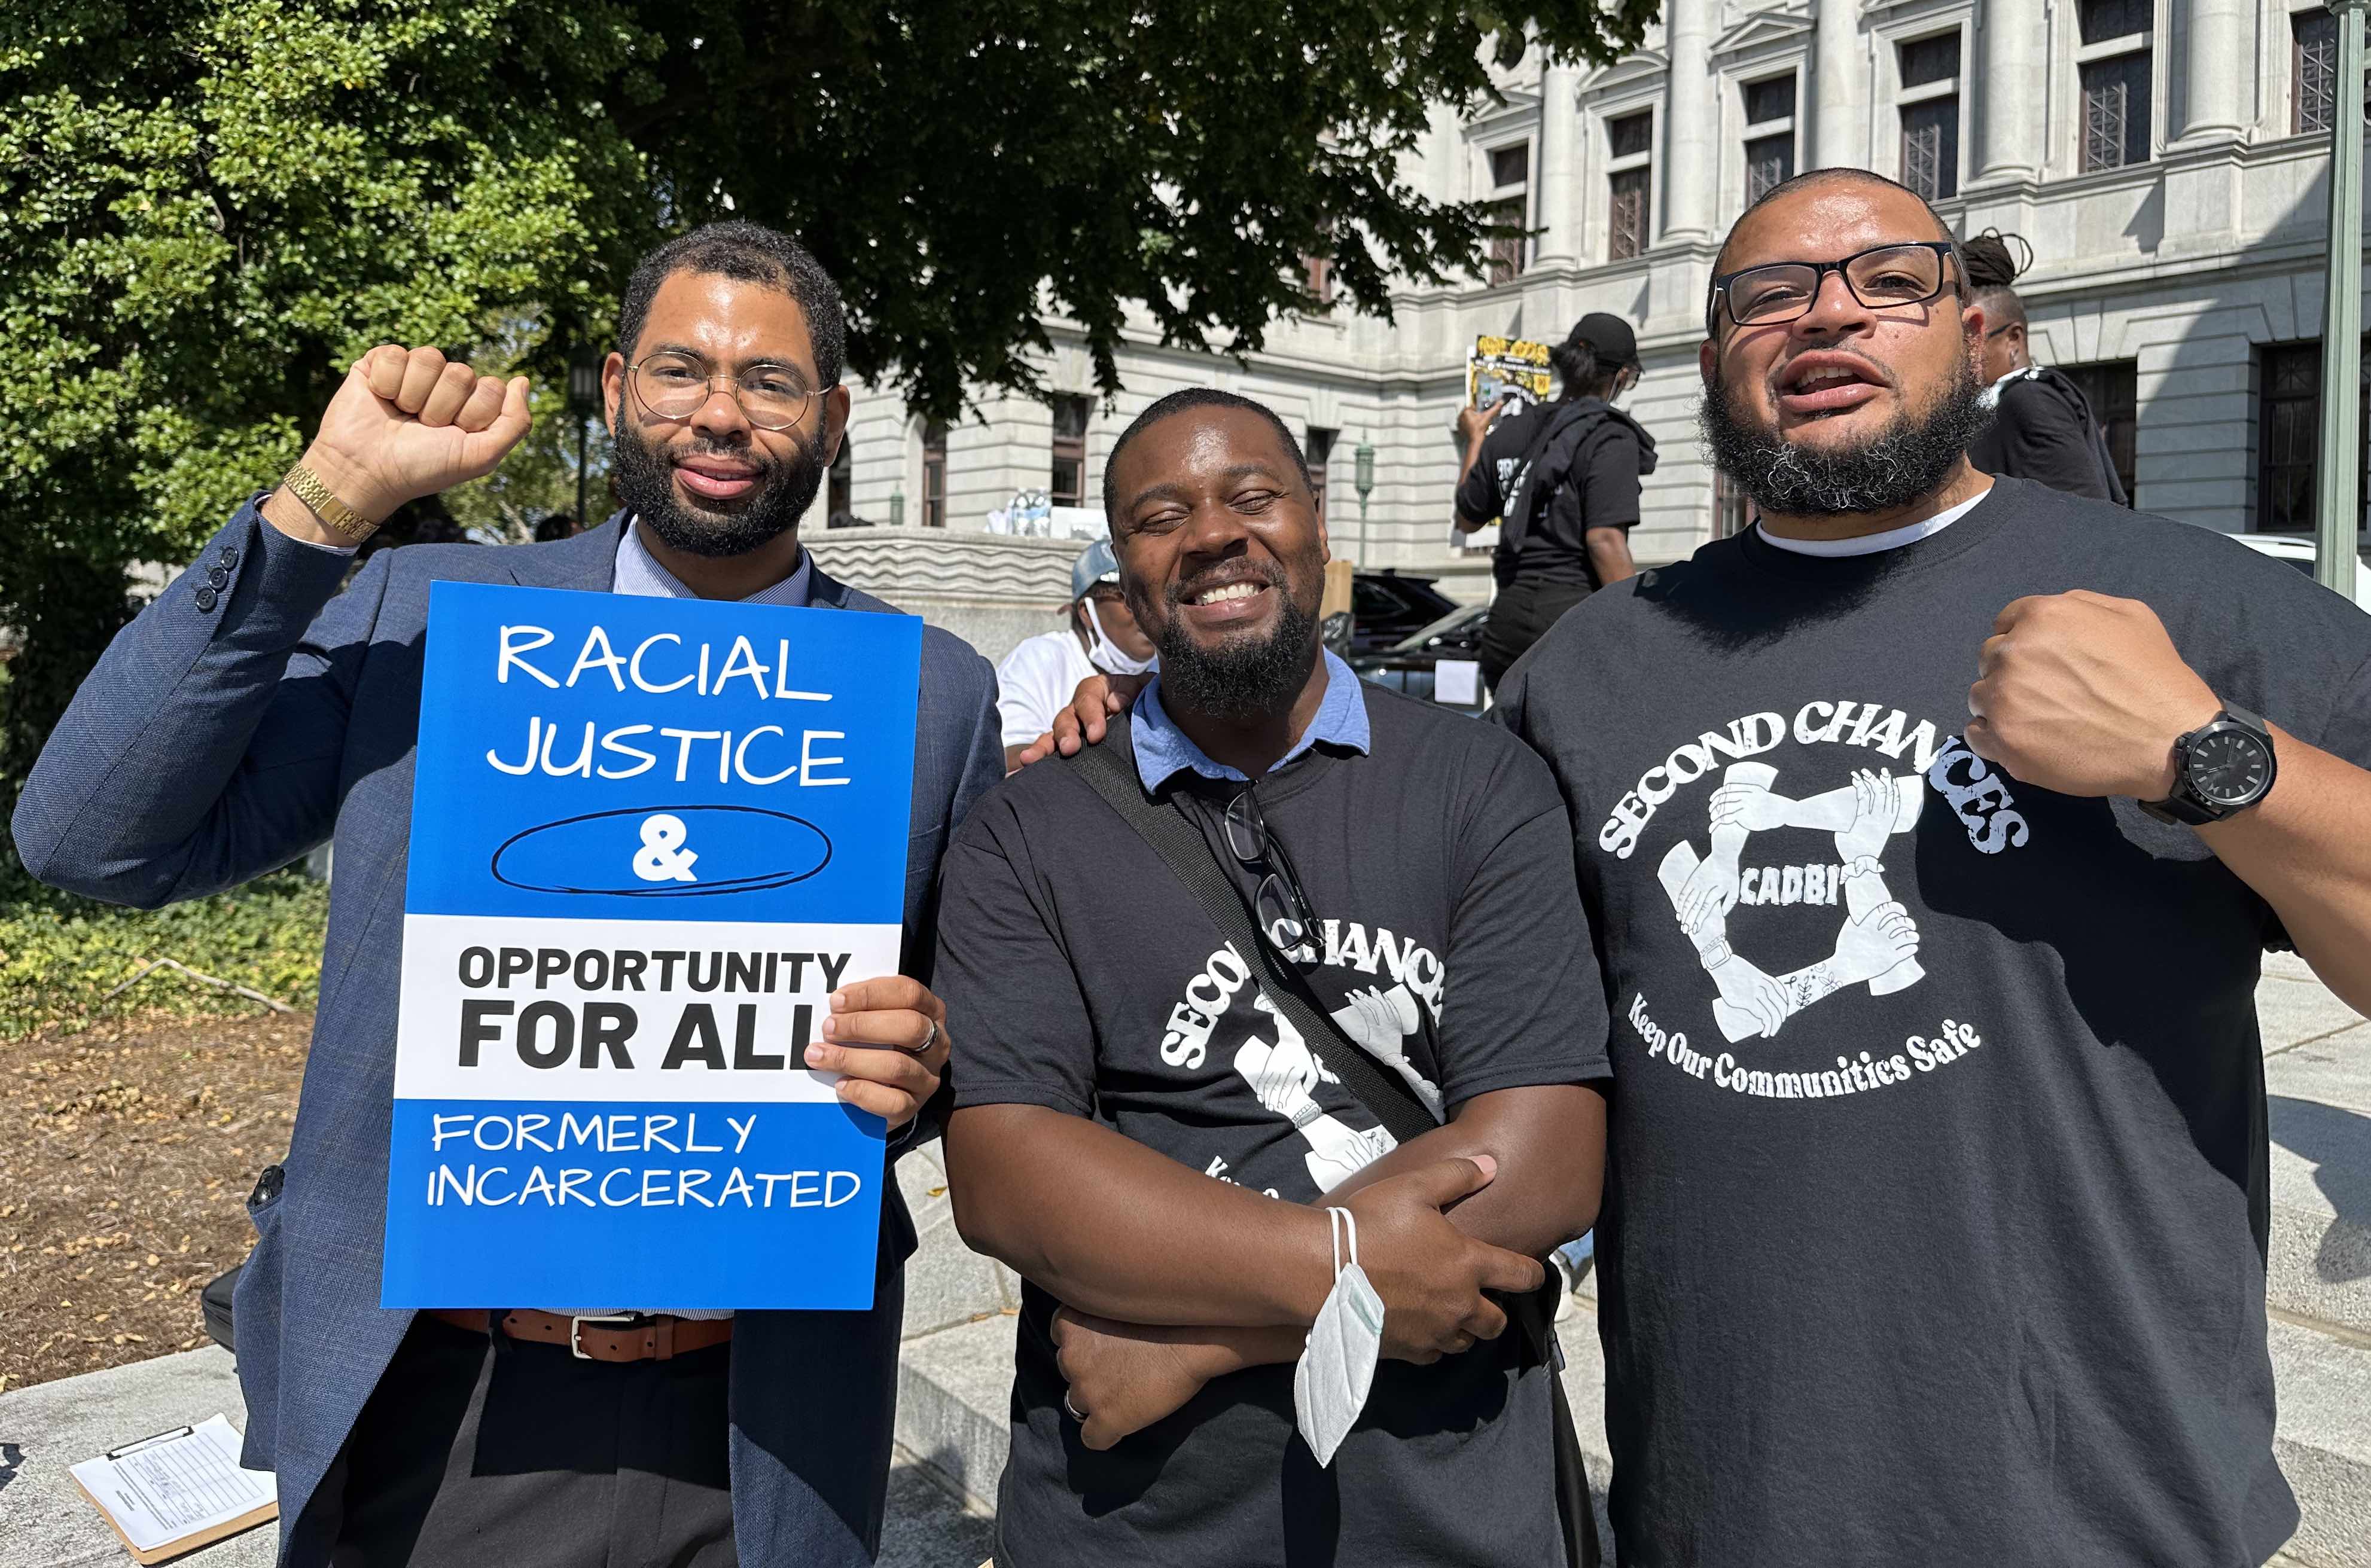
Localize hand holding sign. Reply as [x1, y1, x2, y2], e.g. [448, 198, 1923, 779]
[280, 346, 533, 541]
[812, 976, 951, 1131]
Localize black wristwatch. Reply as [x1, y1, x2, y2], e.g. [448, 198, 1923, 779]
[2139, 703, 2278, 825]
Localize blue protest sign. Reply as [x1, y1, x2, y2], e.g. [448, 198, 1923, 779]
[385, 581, 921, 1310]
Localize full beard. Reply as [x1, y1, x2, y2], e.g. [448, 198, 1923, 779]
[1151, 569, 1321, 723]
[1702, 355, 1991, 518]
[609, 419, 825, 559]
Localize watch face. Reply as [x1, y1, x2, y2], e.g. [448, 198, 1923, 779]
[2187, 728, 2272, 807]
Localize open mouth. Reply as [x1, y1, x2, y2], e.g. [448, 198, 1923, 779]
[1776, 355, 1888, 417]
[673, 457, 763, 503]
[1176, 573, 1277, 627]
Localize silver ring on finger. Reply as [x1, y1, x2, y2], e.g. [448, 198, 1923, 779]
[916, 1017, 938, 1055]
[1063, 1392, 1086, 1423]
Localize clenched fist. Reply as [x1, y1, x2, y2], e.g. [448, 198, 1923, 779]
[270, 346, 533, 545]
[1965, 591, 2221, 800]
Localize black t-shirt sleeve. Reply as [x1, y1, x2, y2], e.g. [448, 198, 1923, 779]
[935, 808, 1100, 1117]
[1455, 418, 1518, 525]
[1571, 427, 1643, 537]
[1435, 738, 1613, 1107]
[1994, 380, 2116, 502]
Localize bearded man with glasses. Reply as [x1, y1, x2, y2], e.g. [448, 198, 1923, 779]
[935, 388, 1611, 1567]
[15, 221, 1004, 1568]
[1482, 167, 2371, 1566]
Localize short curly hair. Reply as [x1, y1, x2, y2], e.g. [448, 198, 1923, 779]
[615, 221, 846, 387]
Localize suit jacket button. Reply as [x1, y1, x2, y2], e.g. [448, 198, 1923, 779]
[207, 566, 230, 589]
[194, 586, 219, 612]
[218, 546, 241, 569]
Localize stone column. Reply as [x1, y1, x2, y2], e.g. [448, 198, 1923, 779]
[1665, 0, 1718, 242]
[2180, 0, 2251, 142]
[1813, 0, 1866, 169]
[1974, 0, 2046, 182]
[1535, 61, 1583, 265]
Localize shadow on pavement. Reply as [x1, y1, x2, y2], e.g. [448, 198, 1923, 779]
[2271, 1096, 2371, 1284]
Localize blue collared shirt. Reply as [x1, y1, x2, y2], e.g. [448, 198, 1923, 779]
[1132, 649, 1372, 791]
[612, 516, 813, 606]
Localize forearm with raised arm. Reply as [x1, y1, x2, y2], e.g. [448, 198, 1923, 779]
[946, 1103, 1333, 1328]
[11, 501, 372, 908]
[2199, 725, 2371, 1017]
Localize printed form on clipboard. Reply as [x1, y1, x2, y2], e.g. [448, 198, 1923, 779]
[69, 1413, 278, 1564]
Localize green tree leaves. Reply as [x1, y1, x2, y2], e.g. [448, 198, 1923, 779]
[0, 0, 1654, 814]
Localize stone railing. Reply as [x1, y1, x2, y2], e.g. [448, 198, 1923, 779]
[804, 529, 1081, 665]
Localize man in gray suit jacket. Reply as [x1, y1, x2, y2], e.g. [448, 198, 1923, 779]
[13, 222, 1002, 1568]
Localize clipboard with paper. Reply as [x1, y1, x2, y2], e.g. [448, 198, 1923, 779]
[69, 1413, 278, 1564]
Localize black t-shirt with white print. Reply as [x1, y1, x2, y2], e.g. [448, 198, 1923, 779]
[1494, 475, 2371, 1568]
[938, 683, 1611, 1568]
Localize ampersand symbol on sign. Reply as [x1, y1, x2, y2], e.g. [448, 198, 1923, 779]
[632, 813, 700, 883]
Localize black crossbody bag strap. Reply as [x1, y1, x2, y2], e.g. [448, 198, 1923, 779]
[1065, 738, 1601, 1568]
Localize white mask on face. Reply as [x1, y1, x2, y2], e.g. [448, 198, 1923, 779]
[1083, 595, 1156, 676]
[1293, 1206, 1385, 1468]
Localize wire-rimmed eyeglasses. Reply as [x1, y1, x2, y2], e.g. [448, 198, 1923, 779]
[1223, 788, 1321, 956]
[1705, 242, 1961, 337]
[627, 351, 820, 432]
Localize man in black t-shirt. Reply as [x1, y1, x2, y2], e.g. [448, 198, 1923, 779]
[938, 389, 1610, 1567]
[1492, 168, 2371, 1566]
[1455, 312, 1657, 690]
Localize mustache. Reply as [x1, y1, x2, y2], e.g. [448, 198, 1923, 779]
[669, 437, 784, 472]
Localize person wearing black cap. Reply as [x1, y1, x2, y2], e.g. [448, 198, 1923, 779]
[1961, 231, 2128, 505]
[1453, 312, 1657, 691]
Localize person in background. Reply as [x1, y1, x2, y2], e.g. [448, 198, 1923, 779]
[1961, 230, 2128, 504]
[1453, 312, 1656, 691]
[993, 536, 1156, 772]
[534, 510, 580, 541]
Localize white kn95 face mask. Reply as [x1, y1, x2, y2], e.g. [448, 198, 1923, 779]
[1293, 1206, 1384, 1466]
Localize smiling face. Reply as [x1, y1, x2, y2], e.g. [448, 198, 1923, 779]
[603, 269, 849, 557]
[1108, 404, 1327, 721]
[1702, 181, 1982, 452]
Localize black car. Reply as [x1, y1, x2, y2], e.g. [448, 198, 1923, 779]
[1349, 569, 1464, 657]
[1349, 603, 1491, 715]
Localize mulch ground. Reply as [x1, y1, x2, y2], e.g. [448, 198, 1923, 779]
[0, 1008, 310, 1393]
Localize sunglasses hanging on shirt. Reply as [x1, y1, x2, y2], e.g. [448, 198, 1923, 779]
[1221, 787, 1322, 956]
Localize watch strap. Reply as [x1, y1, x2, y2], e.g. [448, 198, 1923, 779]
[280, 462, 379, 542]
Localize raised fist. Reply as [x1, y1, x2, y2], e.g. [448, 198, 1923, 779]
[300, 346, 533, 528]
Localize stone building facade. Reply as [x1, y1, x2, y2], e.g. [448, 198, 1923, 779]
[826, 0, 2363, 659]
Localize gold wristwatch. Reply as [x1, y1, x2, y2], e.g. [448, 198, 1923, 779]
[279, 462, 379, 543]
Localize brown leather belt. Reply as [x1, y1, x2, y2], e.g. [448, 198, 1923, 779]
[426, 1308, 734, 1363]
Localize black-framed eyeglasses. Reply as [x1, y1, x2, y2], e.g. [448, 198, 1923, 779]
[1705, 242, 1961, 336]
[627, 351, 821, 432]
[1223, 788, 1321, 955]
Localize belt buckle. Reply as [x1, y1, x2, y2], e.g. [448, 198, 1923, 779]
[569, 1313, 641, 1359]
